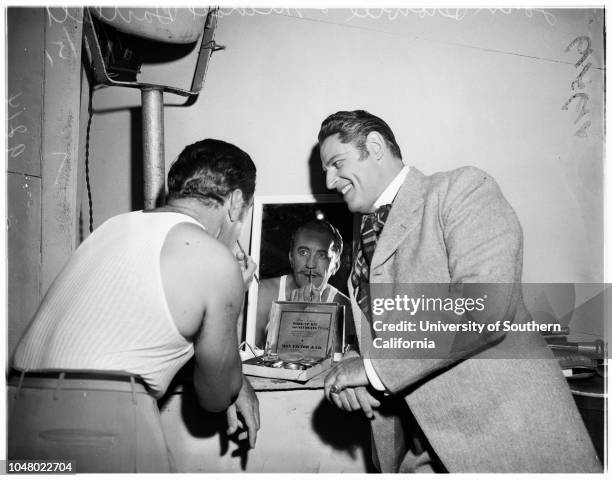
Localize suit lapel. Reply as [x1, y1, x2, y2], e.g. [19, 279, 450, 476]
[371, 167, 426, 271]
[347, 278, 373, 350]
[347, 168, 426, 350]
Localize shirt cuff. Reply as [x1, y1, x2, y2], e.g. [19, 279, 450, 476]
[363, 358, 387, 391]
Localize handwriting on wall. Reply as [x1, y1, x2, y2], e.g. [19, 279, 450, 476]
[341, 8, 557, 25]
[7, 92, 27, 159]
[562, 36, 592, 138]
[46, 7, 209, 26]
[45, 26, 80, 66]
[46, 6, 558, 26]
[216, 7, 558, 25]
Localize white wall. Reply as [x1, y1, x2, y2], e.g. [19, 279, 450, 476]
[88, 8, 604, 286]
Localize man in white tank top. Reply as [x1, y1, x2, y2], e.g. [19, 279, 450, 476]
[8, 139, 260, 472]
[254, 220, 353, 348]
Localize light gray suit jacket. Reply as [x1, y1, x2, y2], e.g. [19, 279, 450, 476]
[349, 166, 600, 472]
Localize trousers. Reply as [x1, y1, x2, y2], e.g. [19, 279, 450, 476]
[7, 373, 174, 473]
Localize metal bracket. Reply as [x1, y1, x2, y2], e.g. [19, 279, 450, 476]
[83, 7, 220, 98]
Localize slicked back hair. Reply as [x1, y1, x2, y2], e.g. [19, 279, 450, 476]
[290, 219, 343, 262]
[318, 110, 402, 160]
[167, 139, 256, 207]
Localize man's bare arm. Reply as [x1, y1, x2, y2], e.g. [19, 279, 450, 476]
[161, 223, 243, 412]
[193, 243, 244, 411]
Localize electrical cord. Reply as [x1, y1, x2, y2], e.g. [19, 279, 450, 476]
[84, 83, 94, 233]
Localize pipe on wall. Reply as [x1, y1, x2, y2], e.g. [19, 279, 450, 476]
[142, 87, 165, 209]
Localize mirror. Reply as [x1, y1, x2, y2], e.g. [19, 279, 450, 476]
[245, 195, 355, 349]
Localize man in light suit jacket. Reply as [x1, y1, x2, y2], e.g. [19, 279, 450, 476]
[319, 110, 601, 473]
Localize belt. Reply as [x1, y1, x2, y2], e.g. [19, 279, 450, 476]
[8, 369, 149, 401]
[9, 369, 146, 384]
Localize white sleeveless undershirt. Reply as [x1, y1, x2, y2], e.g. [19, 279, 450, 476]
[12, 211, 200, 398]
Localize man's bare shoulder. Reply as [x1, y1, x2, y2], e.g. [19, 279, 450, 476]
[160, 222, 243, 338]
[258, 276, 281, 297]
[163, 222, 238, 277]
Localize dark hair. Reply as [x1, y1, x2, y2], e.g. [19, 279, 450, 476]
[167, 139, 256, 206]
[317, 110, 402, 159]
[290, 220, 343, 260]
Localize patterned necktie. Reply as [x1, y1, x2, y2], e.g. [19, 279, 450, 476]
[351, 204, 392, 320]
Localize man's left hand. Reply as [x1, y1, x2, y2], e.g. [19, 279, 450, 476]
[324, 356, 369, 401]
[226, 375, 260, 448]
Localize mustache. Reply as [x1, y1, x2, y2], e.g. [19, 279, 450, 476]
[299, 270, 321, 277]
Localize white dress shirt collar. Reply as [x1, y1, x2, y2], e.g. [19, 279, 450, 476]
[373, 165, 410, 209]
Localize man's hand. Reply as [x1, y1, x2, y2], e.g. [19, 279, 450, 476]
[226, 376, 260, 448]
[324, 356, 369, 401]
[289, 284, 323, 303]
[331, 386, 381, 419]
[235, 251, 257, 291]
[328, 350, 381, 417]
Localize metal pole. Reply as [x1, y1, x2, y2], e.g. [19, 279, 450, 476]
[142, 87, 165, 210]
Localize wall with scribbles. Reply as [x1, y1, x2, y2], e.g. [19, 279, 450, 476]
[86, 7, 604, 287]
[7, 8, 85, 355]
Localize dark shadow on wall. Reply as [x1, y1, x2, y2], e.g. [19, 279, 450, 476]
[308, 143, 327, 194]
[311, 396, 376, 472]
[158, 361, 374, 472]
[158, 360, 252, 471]
[130, 108, 145, 211]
